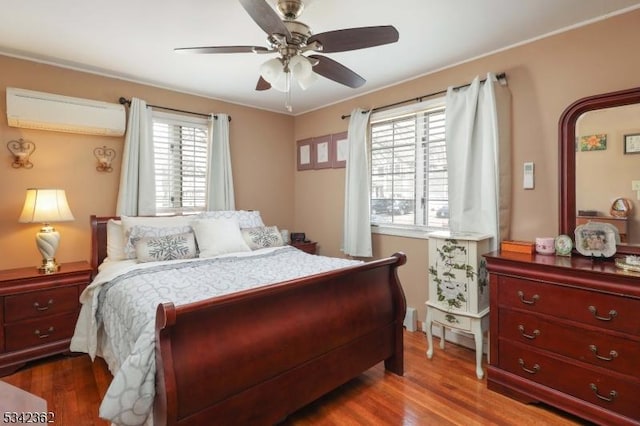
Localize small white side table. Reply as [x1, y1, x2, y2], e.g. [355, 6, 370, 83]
[425, 231, 491, 379]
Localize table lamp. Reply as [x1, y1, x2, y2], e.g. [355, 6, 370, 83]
[18, 188, 75, 274]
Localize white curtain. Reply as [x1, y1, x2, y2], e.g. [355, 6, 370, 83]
[445, 73, 511, 251]
[116, 98, 155, 216]
[342, 108, 373, 257]
[206, 113, 235, 210]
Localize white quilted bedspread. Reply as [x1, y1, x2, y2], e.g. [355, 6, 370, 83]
[70, 246, 361, 426]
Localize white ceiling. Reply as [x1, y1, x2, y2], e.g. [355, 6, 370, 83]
[1, 0, 639, 115]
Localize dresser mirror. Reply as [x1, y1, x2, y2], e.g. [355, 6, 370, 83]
[559, 86, 640, 255]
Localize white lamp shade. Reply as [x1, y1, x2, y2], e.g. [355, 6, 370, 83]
[260, 58, 283, 83]
[19, 188, 75, 224]
[289, 55, 318, 90]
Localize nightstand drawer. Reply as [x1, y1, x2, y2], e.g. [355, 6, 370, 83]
[5, 313, 77, 352]
[4, 287, 78, 323]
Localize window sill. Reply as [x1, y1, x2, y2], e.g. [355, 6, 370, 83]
[371, 224, 442, 239]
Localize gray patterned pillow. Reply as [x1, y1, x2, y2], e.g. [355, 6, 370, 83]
[124, 224, 194, 259]
[135, 232, 197, 263]
[241, 226, 284, 250]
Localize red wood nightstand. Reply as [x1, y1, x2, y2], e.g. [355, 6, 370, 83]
[0, 261, 91, 377]
[291, 241, 317, 254]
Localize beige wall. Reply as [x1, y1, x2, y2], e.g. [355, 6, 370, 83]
[293, 9, 640, 324]
[0, 56, 295, 270]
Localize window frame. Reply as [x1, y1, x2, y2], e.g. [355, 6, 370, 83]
[369, 96, 448, 239]
[151, 110, 210, 215]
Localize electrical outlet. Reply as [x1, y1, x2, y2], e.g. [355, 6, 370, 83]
[632, 180, 640, 191]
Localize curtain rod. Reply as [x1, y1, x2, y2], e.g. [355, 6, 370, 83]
[118, 97, 231, 122]
[340, 72, 506, 120]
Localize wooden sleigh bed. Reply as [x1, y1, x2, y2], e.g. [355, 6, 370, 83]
[89, 215, 407, 425]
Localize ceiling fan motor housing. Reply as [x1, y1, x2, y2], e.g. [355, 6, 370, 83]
[277, 0, 305, 19]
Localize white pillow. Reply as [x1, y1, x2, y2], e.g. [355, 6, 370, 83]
[106, 219, 126, 261]
[197, 210, 265, 229]
[135, 232, 197, 263]
[192, 218, 251, 257]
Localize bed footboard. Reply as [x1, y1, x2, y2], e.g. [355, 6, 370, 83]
[154, 252, 406, 426]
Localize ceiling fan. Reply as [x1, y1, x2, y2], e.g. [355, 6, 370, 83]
[175, 0, 399, 110]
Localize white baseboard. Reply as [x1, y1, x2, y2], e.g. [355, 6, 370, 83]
[403, 307, 417, 332]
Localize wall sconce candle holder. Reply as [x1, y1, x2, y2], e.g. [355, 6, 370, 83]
[94, 146, 116, 172]
[7, 138, 35, 169]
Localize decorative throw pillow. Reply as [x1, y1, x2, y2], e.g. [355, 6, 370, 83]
[197, 210, 265, 229]
[135, 232, 197, 263]
[192, 218, 251, 257]
[241, 226, 284, 250]
[124, 224, 194, 259]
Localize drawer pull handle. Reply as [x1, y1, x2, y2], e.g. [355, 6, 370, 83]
[34, 326, 55, 339]
[518, 325, 540, 340]
[590, 383, 617, 402]
[518, 358, 540, 374]
[589, 344, 618, 361]
[588, 305, 617, 321]
[517, 291, 539, 305]
[33, 299, 54, 311]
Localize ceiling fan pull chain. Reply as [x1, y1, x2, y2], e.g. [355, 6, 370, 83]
[285, 71, 293, 112]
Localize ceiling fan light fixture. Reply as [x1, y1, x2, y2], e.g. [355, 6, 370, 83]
[260, 58, 284, 84]
[289, 55, 317, 90]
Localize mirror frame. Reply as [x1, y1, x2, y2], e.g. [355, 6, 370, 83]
[559, 86, 640, 255]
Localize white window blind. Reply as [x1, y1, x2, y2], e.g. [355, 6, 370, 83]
[152, 112, 208, 214]
[370, 101, 448, 230]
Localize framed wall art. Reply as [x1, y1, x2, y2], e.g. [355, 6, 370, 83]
[313, 135, 333, 169]
[579, 134, 607, 151]
[623, 133, 640, 154]
[296, 138, 314, 171]
[331, 132, 348, 168]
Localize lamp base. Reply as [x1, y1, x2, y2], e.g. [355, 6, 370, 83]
[38, 258, 60, 274]
[35, 225, 61, 274]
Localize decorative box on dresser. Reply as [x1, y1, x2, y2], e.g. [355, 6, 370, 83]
[0, 261, 92, 377]
[484, 251, 640, 425]
[425, 231, 492, 379]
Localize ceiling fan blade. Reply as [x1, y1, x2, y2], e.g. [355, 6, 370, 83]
[256, 76, 271, 91]
[174, 46, 269, 54]
[308, 26, 399, 53]
[308, 55, 365, 88]
[239, 0, 291, 40]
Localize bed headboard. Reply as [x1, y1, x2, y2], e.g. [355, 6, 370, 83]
[90, 215, 120, 278]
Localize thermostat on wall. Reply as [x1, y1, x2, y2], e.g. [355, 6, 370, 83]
[523, 162, 534, 189]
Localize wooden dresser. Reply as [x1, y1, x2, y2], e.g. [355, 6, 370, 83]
[0, 261, 91, 376]
[484, 251, 640, 425]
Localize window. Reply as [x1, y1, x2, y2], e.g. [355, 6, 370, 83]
[370, 98, 448, 232]
[152, 111, 209, 215]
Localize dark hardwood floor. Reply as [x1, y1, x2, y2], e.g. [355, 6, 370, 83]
[1, 330, 587, 425]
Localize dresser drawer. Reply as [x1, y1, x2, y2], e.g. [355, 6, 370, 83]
[427, 306, 472, 331]
[498, 276, 639, 335]
[499, 308, 639, 376]
[4, 313, 77, 352]
[4, 287, 79, 323]
[498, 340, 640, 421]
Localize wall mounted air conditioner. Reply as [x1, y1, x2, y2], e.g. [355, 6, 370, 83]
[6, 87, 126, 136]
